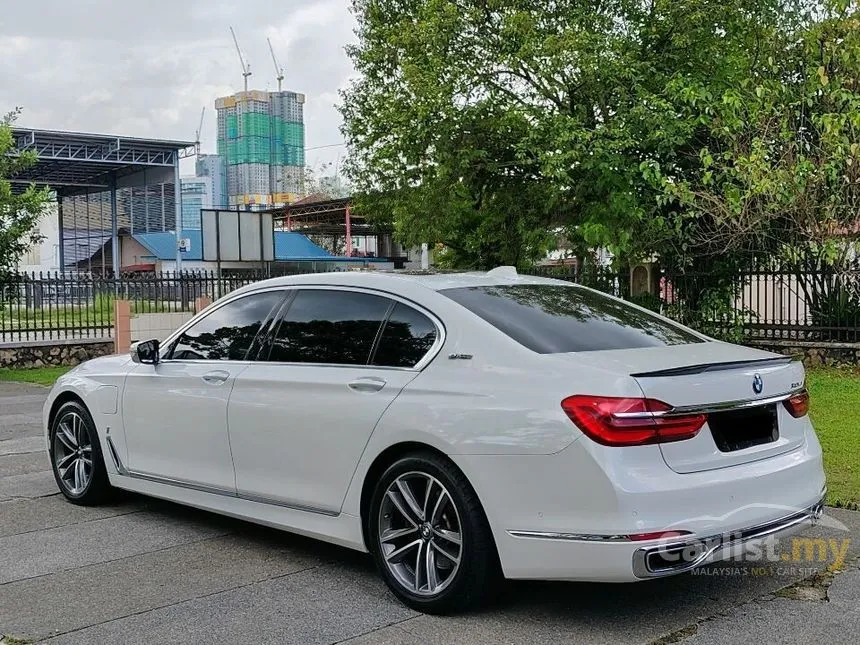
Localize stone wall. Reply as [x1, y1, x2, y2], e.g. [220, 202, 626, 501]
[0, 339, 115, 369]
[749, 340, 860, 368]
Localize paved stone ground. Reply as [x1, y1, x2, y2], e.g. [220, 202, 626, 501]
[1, 381, 858, 645]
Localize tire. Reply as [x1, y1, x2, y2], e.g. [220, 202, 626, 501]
[367, 452, 501, 614]
[49, 400, 113, 505]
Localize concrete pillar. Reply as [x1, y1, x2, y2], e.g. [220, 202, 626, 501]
[194, 295, 212, 313]
[114, 299, 132, 354]
[345, 204, 353, 257]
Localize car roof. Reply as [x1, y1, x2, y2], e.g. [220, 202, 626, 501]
[229, 268, 570, 297]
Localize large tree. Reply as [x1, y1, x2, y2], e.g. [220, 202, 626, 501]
[640, 0, 860, 333]
[1, 109, 51, 277]
[341, 0, 821, 268]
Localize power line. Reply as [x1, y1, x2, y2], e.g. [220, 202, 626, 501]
[305, 142, 346, 151]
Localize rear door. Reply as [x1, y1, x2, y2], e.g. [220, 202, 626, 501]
[227, 288, 442, 514]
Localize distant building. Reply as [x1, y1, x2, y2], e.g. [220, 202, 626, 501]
[195, 154, 228, 208]
[215, 90, 305, 208]
[18, 202, 61, 273]
[179, 176, 213, 230]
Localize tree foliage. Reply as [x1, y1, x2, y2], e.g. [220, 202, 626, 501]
[341, 0, 859, 272]
[1, 108, 51, 277]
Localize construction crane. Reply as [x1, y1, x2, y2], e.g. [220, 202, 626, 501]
[194, 106, 205, 154]
[230, 26, 252, 92]
[267, 37, 284, 92]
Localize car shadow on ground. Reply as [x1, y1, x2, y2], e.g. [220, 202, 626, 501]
[122, 491, 844, 624]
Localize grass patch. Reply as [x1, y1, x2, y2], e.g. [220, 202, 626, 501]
[807, 368, 860, 507]
[0, 366, 71, 386]
[0, 295, 178, 330]
[0, 636, 34, 645]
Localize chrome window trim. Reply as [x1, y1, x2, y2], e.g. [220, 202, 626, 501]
[611, 388, 806, 420]
[264, 284, 446, 372]
[155, 283, 446, 370]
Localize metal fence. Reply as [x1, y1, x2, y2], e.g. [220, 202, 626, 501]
[0, 270, 303, 343]
[524, 262, 860, 343]
[521, 264, 624, 296]
[3, 263, 858, 344]
[662, 265, 860, 343]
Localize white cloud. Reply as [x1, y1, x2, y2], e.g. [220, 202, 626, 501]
[1, 0, 358, 172]
[77, 89, 112, 107]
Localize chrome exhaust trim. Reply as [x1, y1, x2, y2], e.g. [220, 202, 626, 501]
[632, 496, 826, 578]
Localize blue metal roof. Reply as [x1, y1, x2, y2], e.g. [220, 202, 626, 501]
[132, 231, 385, 263]
[274, 231, 333, 260]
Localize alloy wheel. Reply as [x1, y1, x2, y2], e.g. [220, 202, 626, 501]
[53, 411, 93, 495]
[378, 471, 463, 596]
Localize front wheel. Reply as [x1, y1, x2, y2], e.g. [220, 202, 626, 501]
[368, 453, 501, 614]
[49, 400, 113, 505]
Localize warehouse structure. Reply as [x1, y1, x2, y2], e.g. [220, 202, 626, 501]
[7, 128, 195, 274]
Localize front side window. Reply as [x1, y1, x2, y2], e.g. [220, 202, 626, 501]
[268, 289, 390, 365]
[169, 291, 284, 361]
[441, 284, 702, 353]
[371, 303, 438, 368]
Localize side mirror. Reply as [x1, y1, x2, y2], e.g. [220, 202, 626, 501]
[132, 339, 161, 365]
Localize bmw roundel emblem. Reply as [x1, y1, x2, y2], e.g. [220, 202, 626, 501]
[752, 373, 763, 394]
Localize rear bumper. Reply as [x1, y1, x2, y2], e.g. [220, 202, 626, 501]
[631, 494, 825, 578]
[453, 425, 826, 582]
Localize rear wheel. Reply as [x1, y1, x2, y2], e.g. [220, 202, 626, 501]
[49, 400, 113, 505]
[368, 452, 500, 614]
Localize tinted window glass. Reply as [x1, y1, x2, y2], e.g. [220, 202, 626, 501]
[170, 291, 284, 361]
[372, 303, 438, 368]
[442, 284, 702, 353]
[269, 290, 389, 365]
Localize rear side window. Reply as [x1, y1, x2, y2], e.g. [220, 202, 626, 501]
[268, 289, 390, 365]
[441, 284, 702, 353]
[169, 291, 284, 361]
[371, 303, 438, 368]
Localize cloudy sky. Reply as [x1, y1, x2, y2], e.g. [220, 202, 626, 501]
[0, 0, 357, 173]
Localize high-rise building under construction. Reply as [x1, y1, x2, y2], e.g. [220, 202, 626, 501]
[215, 90, 305, 208]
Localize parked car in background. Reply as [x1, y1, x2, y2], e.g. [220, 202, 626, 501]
[44, 268, 825, 613]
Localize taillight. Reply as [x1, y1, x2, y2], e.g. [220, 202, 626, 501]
[783, 390, 810, 418]
[560, 395, 705, 447]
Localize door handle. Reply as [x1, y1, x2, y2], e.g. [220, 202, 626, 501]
[202, 370, 230, 384]
[348, 377, 387, 393]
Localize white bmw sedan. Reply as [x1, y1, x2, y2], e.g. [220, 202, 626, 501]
[44, 269, 826, 613]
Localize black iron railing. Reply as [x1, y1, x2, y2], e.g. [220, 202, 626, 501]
[3, 263, 858, 344]
[0, 270, 305, 342]
[523, 263, 860, 343]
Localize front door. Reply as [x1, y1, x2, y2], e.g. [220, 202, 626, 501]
[227, 288, 441, 514]
[121, 289, 286, 492]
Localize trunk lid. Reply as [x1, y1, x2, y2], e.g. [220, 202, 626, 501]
[571, 343, 807, 473]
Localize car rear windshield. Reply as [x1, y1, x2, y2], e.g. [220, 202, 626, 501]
[441, 284, 703, 353]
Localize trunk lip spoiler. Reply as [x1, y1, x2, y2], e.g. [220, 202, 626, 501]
[613, 388, 807, 419]
[629, 355, 801, 379]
